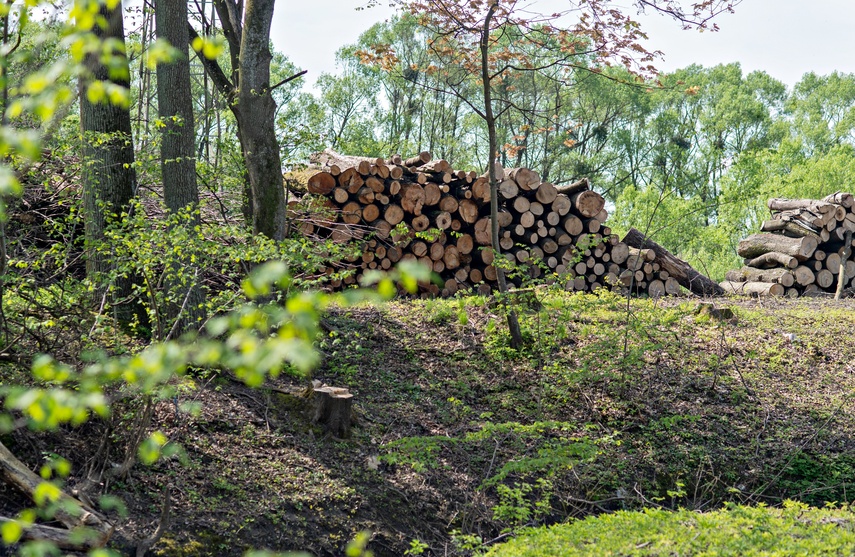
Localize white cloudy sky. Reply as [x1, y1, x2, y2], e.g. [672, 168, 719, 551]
[270, 0, 855, 90]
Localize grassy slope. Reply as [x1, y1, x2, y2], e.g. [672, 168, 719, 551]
[8, 292, 855, 556]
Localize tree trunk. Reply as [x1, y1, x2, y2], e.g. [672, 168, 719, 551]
[156, 0, 205, 336]
[239, 0, 287, 240]
[79, 3, 138, 323]
[481, 3, 522, 349]
[191, 0, 291, 240]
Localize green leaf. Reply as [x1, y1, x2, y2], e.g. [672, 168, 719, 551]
[0, 521, 22, 544]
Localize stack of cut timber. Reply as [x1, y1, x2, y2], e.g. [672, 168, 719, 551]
[298, 150, 635, 297]
[723, 192, 855, 297]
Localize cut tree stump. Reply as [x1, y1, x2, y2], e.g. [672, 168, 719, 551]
[312, 384, 354, 438]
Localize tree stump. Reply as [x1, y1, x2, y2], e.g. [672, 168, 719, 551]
[312, 385, 354, 438]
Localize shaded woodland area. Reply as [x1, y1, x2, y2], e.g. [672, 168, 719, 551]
[3, 0, 855, 555]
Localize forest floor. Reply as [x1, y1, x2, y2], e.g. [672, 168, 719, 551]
[5, 291, 855, 556]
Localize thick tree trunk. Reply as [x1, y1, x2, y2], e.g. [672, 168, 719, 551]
[156, 0, 199, 217]
[238, 0, 287, 240]
[156, 0, 205, 336]
[79, 3, 138, 323]
[190, 1, 289, 240]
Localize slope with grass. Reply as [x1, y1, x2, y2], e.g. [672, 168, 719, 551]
[5, 291, 855, 556]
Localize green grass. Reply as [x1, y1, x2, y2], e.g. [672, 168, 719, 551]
[486, 501, 855, 556]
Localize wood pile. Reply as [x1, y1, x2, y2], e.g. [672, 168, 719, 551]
[295, 149, 686, 298]
[723, 192, 855, 297]
[622, 228, 724, 297]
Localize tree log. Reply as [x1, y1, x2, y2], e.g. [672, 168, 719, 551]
[569, 190, 605, 219]
[508, 167, 541, 191]
[793, 265, 816, 286]
[824, 191, 855, 209]
[720, 280, 784, 297]
[743, 251, 799, 269]
[737, 233, 818, 261]
[403, 151, 432, 167]
[623, 227, 724, 296]
[0, 441, 114, 549]
[725, 267, 795, 287]
[307, 171, 337, 195]
[760, 219, 825, 242]
[768, 198, 838, 214]
[554, 177, 589, 196]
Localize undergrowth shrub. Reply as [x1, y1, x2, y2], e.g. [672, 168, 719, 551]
[486, 501, 855, 556]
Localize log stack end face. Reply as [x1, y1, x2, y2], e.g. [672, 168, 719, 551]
[301, 150, 708, 298]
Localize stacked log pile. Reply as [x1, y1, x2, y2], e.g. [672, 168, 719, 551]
[296, 149, 679, 297]
[723, 193, 855, 297]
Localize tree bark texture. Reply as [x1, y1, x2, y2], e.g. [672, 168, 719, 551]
[237, 0, 287, 240]
[156, 0, 205, 336]
[156, 0, 199, 216]
[79, 3, 137, 320]
[0, 441, 113, 549]
[480, 3, 522, 349]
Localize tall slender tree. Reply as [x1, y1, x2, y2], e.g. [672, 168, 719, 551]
[156, 0, 205, 335]
[361, 0, 739, 347]
[79, 1, 137, 320]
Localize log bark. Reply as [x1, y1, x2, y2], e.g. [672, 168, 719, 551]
[768, 198, 838, 214]
[743, 251, 799, 269]
[725, 267, 795, 287]
[824, 191, 855, 210]
[720, 280, 785, 297]
[760, 219, 825, 242]
[0, 441, 114, 549]
[737, 233, 818, 261]
[623, 228, 724, 296]
[554, 177, 589, 196]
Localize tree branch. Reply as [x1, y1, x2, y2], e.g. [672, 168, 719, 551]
[269, 69, 307, 91]
[186, 24, 236, 103]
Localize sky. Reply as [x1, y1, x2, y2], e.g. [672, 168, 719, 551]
[270, 0, 855, 91]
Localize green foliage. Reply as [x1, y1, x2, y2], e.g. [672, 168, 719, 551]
[99, 200, 361, 339]
[486, 501, 855, 556]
